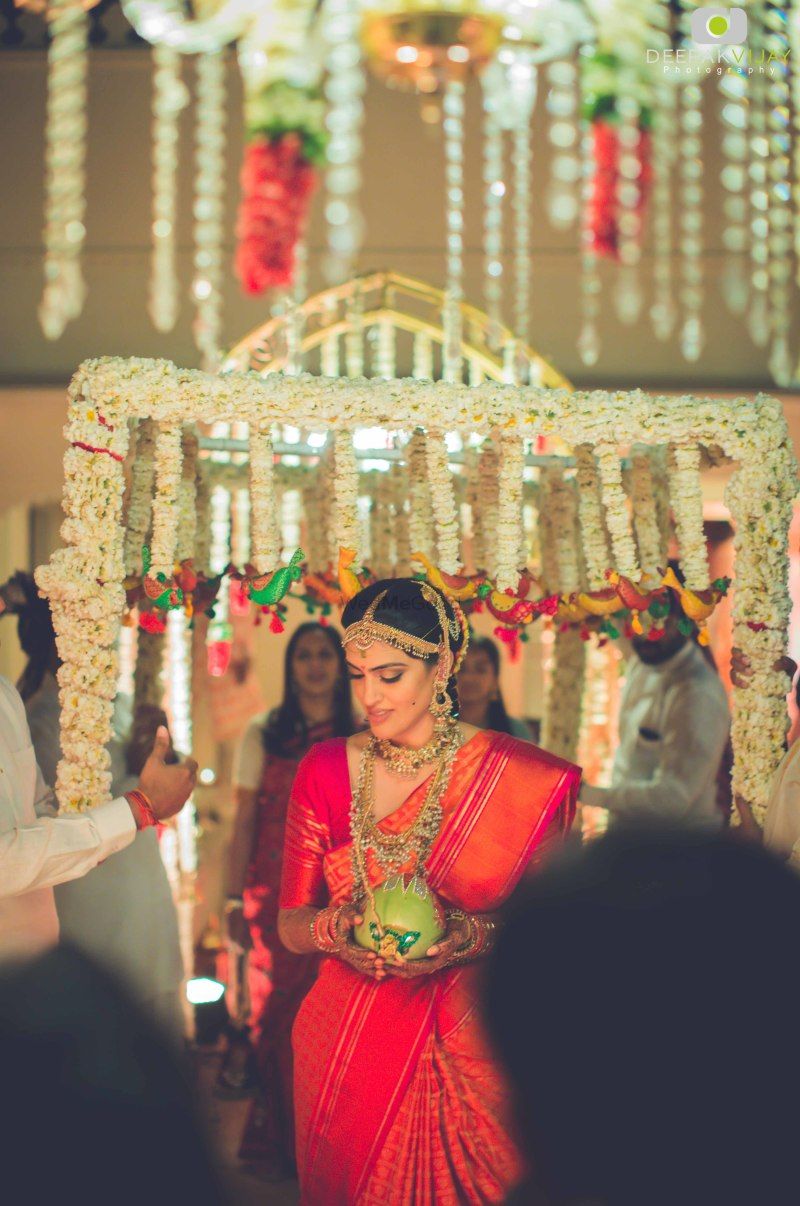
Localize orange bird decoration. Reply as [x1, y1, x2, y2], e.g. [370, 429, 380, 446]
[411, 552, 479, 601]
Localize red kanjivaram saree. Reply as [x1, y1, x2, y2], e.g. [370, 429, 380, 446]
[279, 729, 580, 1205]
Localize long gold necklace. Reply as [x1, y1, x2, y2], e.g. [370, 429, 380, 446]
[374, 717, 457, 778]
[349, 721, 462, 902]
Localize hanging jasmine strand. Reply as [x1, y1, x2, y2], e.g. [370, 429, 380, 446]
[717, 69, 750, 318]
[192, 51, 227, 372]
[650, 81, 677, 340]
[747, 8, 770, 349]
[677, 79, 704, 361]
[481, 80, 504, 347]
[613, 88, 644, 326]
[511, 58, 536, 344]
[149, 45, 188, 334]
[544, 58, 581, 232]
[763, 4, 793, 385]
[322, 0, 365, 286]
[443, 75, 466, 383]
[39, 0, 89, 341]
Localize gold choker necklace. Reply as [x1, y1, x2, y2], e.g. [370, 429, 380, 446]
[374, 717, 460, 778]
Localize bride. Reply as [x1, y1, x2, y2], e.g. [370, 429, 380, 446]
[278, 577, 580, 1205]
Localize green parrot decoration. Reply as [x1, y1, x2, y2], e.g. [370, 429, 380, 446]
[141, 545, 184, 611]
[246, 547, 305, 605]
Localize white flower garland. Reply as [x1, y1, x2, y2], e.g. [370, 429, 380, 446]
[541, 462, 587, 761]
[425, 431, 461, 574]
[540, 466, 581, 595]
[124, 419, 157, 577]
[301, 478, 327, 573]
[575, 444, 611, 590]
[369, 469, 394, 577]
[667, 441, 708, 590]
[249, 424, 280, 572]
[149, 44, 188, 334]
[630, 445, 664, 580]
[651, 445, 672, 562]
[35, 369, 131, 810]
[333, 429, 360, 557]
[495, 436, 525, 592]
[39, 0, 88, 341]
[390, 463, 411, 576]
[149, 421, 183, 577]
[176, 428, 198, 563]
[595, 443, 640, 582]
[192, 51, 227, 372]
[477, 439, 500, 577]
[406, 430, 434, 559]
[464, 445, 483, 574]
[536, 480, 560, 597]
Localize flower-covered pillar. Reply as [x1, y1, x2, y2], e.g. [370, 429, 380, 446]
[494, 436, 525, 593]
[35, 371, 130, 810]
[630, 444, 668, 579]
[573, 443, 618, 787]
[540, 467, 586, 762]
[725, 430, 797, 824]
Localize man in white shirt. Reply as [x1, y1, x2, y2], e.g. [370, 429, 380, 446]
[580, 598, 730, 829]
[0, 675, 197, 959]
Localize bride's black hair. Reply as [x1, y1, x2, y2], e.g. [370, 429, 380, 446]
[341, 577, 464, 715]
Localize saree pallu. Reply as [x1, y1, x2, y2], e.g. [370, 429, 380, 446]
[280, 730, 580, 1205]
[239, 722, 334, 1168]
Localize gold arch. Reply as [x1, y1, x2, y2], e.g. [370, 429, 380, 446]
[223, 270, 572, 388]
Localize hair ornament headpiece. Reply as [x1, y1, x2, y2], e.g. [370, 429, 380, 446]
[342, 588, 441, 660]
[342, 580, 468, 674]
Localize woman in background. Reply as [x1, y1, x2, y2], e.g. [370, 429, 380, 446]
[225, 621, 357, 1178]
[457, 634, 532, 739]
[0, 572, 184, 1042]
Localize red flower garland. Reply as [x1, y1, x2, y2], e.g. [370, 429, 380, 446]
[589, 120, 652, 260]
[235, 133, 318, 294]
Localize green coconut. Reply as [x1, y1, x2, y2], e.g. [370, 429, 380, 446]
[354, 874, 446, 961]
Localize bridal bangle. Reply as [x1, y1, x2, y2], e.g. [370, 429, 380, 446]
[448, 911, 497, 962]
[310, 905, 345, 953]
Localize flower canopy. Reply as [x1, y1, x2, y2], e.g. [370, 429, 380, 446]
[37, 354, 798, 823]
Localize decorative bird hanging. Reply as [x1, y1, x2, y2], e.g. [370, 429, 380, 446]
[411, 552, 479, 601]
[141, 545, 184, 611]
[660, 566, 731, 645]
[338, 547, 365, 602]
[246, 547, 305, 605]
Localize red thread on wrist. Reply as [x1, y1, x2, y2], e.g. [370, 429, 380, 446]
[125, 789, 158, 830]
